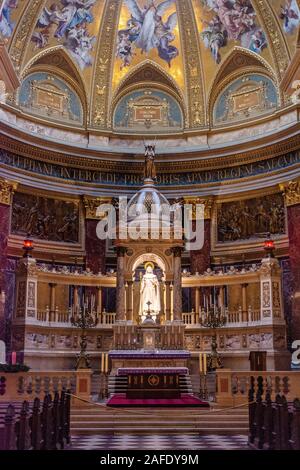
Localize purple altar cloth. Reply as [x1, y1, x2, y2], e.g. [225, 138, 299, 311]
[117, 367, 189, 376]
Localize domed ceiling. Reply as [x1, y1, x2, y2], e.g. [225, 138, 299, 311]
[1, 0, 300, 135]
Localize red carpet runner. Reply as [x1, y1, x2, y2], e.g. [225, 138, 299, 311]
[106, 394, 210, 408]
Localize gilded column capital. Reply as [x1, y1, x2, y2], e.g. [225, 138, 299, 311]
[0, 178, 18, 205]
[183, 197, 214, 220]
[279, 180, 300, 207]
[82, 196, 112, 219]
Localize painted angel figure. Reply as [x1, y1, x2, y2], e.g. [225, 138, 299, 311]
[120, 0, 178, 66]
[65, 24, 96, 69]
[31, 0, 96, 68]
[280, 0, 300, 34]
[54, 0, 96, 39]
[0, 0, 18, 38]
[201, 16, 228, 64]
[34, 0, 95, 40]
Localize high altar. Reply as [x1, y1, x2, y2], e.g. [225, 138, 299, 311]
[7, 145, 290, 394]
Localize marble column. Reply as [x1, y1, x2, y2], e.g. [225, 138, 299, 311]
[83, 196, 110, 274]
[241, 283, 248, 322]
[172, 247, 183, 322]
[190, 219, 211, 274]
[165, 282, 171, 322]
[49, 283, 57, 322]
[0, 179, 17, 342]
[218, 286, 225, 309]
[126, 281, 133, 322]
[85, 219, 107, 274]
[96, 286, 102, 321]
[73, 286, 79, 308]
[281, 181, 300, 340]
[187, 199, 213, 317]
[116, 247, 126, 321]
[188, 198, 213, 275]
[195, 287, 200, 323]
[287, 203, 300, 339]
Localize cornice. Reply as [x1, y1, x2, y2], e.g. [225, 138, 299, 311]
[1, 102, 300, 162]
[1, 124, 300, 175]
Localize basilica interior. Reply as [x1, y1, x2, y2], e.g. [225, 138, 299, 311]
[0, 0, 300, 450]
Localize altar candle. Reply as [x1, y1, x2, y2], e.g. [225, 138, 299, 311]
[199, 353, 202, 373]
[203, 353, 207, 376]
[105, 353, 109, 373]
[11, 351, 17, 365]
[101, 352, 104, 373]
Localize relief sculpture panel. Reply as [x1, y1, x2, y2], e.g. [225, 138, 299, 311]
[217, 193, 285, 242]
[11, 192, 79, 243]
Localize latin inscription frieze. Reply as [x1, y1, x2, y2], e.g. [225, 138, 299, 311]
[0, 149, 299, 187]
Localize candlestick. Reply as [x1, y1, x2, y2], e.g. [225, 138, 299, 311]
[101, 352, 104, 373]
[203, 353, 207, 376]
[11, 351, 17, 365]
[199, 352, 202, 373]
[105, 353, 109, 374]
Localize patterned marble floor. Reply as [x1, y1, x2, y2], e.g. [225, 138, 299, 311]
[70, 434, 249, 450]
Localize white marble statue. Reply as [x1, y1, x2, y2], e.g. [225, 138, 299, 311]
[0, 340, 6, 364]
[139, 263, 161, 323]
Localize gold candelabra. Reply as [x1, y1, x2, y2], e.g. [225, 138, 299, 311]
[70, 296, 98, 370]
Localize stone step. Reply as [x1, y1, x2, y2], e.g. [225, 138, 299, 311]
[71, 417, 248, 423]
[70, 426, 249, 436]
[108, 387, 194, 391]
[71, 419, 249, 429]
[71, 406, 248, 415]
[70, 400, 249, 436]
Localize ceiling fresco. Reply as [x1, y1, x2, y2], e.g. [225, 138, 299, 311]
[0, 0, 299, 132]
[192, 0, 276, 91]
[0, 0, 28, 39]
[113, 0, 184, 90]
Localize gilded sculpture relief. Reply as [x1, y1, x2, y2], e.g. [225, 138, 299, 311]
[217, 193, 285, 242]
[11, 192, 79, 243]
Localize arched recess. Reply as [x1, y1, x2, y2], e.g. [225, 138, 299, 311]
[130, 251, 171, 278]
[19, 46, 88, 123]
[208, 47, 279, 126]
[110, 60, 187, 128]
